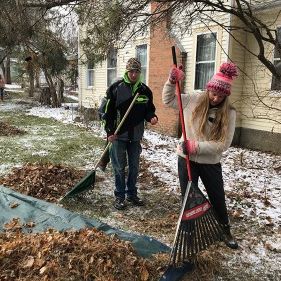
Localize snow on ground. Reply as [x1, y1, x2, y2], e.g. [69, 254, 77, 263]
[26, 104, 281, 226]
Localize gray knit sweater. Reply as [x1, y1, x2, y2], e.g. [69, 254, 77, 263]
[162, 81, 236, 164]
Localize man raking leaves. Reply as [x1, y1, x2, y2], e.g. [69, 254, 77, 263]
[104, 58, 158, 210]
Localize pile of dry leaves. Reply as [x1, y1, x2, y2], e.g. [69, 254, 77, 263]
[0, 220, 164, 281]
[0, 162, 86, 202]
[0, 162, 170, 280]
[0, 121, 26, 136]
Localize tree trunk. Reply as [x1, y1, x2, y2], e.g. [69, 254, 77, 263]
[39, 87, 51, 106]
[28, 69, 35, 97]
[35, 69, 40, 88]
[57, 78, 64, 104]
[5, 56, 11, 84]
[42, 67, 61, 108]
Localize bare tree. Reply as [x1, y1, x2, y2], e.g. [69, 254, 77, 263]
[2, 0, 279, 78]
[0, 0, 77, 106]
[0, 0, 280, 117]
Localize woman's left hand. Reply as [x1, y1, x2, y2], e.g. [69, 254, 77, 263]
[182, 140, 198, 155]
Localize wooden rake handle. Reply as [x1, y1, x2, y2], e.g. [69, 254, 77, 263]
[94, 92, 140, 169]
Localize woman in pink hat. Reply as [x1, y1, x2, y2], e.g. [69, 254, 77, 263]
[162, 62, 239, 249]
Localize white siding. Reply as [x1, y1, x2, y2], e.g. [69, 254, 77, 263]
[78, 6, 151, 108]
[236, 7, 281, 133]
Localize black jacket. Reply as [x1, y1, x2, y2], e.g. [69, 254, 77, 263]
[104, 79, 157, 141]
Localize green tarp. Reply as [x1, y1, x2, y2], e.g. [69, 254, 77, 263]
[0, 185, 170, 258]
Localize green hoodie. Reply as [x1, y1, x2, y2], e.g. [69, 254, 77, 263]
[123, 72, 142, 95]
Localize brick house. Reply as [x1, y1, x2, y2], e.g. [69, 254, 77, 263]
[78, 1, 281, 153]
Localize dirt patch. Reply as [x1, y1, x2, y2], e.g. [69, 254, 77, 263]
[0, 121, 26, 136]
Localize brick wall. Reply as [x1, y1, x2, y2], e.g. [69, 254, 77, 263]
[148, 4, 185, 137]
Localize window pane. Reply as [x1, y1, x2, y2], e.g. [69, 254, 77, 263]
[136, 44, 147, 66]
[136, 44, 147, 83]
[107, 48, 117, 86]
[271, 60, 281, 90]
[88, 69, 94, 87]
[88, 61, 94, 70]
[195, 62, 215, 90]
[195, 33, 216, 90]
[107, 69, 117, 87]
[107, 49, 117, 68]
[196, 33, 216, 62]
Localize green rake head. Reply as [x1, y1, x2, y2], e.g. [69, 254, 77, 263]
[59, 170, 96, 202]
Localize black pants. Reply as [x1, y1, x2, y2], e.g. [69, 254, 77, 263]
[178, 156, 229, 225]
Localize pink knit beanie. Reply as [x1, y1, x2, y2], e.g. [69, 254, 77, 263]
[206, 62, 238, 96]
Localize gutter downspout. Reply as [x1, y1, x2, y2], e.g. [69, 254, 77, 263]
[77, 26, 82, 109]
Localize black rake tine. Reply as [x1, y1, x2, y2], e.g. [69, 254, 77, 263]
[203, 212, 217, 243]
[202, 212, 215, 245]
[206, 210, 221, 241]
[198, 217, 207, 251]
[186, 220, 192, 257]
[195, 218, 202, 254]
[184, 221, 190, 258]
[209, 209, 223, 237]
[176, 227, 184, 263]
[200, 214, 212, 247]
[190, 220, 196, 256]
[193, 219, 199, 255]
[182, 225, 188, 261]
[170, 228, 181, 264]
[197, 216, 207, 251]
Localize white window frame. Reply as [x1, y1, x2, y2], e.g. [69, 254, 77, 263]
[194, 33, 217, 90]
[107, 48, 117, 87]
[136, 44, 147, 83]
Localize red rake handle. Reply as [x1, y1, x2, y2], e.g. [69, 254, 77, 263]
[171, 46, 192, 182]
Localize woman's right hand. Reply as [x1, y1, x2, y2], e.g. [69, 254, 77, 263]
[169, 65, 185, 84]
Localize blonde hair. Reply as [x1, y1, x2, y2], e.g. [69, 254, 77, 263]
[191, 91, 235, 142]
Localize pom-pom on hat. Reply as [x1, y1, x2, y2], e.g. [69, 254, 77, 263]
[126, 58, 141, 72]
[206, 62, 238, 96]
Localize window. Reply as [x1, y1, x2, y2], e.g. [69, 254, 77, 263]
[107, 48, 117, 87]
[136, 44, 147, 83]
[271, 27, 281, 90]
[195, 33, 217, 90]
[87, 61, 94, 87]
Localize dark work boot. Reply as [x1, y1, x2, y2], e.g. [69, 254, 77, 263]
[114, 198, 126, 210]
[223, 225, 238, 249]
[127, 196, 145, 206]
